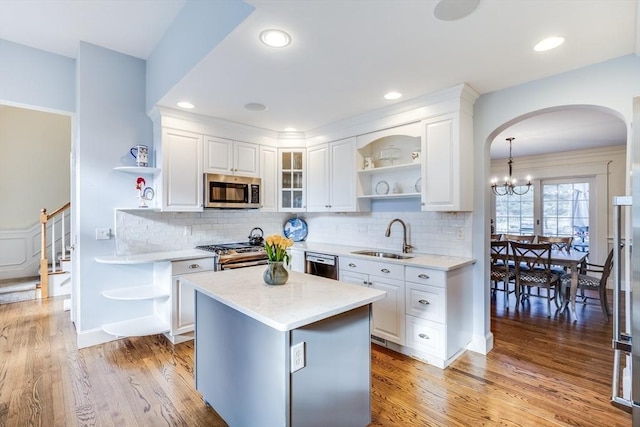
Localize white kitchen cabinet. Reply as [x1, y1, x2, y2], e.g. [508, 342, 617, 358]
[421, 111, 473, 211]
[158, 128, 203, 212]
[260, 145, 278, 212]
[339, 256, 405, 345]
[355, 123, 422, 202]
[404, 265, 472, 368]
[278, 148, 306, 212]
[170, 257, 216, 339]
[307, 137, 366, 212]
[204, 136, 259, 177]
[287, 248, 306, 273]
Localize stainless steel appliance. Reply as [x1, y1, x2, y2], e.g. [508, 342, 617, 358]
[204, 174, 261, 209]
[611, 96, 639, 423]
[305, 252, 338, 280]
[196, 242, 268, 270]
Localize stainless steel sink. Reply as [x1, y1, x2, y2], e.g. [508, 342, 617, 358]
[351, 250, 414, 260]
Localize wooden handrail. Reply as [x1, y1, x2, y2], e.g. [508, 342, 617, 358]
[40, 202, 71, 298]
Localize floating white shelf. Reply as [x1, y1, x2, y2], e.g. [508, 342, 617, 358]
[357, 162, 420, 174]
[114, 166, 160, 175]
[102, 315, 169, 337]
[101, 285, 169, 301]
[358, 193, 421, 200]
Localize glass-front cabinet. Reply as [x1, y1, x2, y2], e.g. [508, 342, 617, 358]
[278, 148, 306, 211]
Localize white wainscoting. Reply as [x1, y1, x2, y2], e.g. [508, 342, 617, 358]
[0, 214, 71, 281]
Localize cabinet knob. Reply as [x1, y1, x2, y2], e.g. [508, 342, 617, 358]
[381, 268, 390, 274]
[418, 273, 429, 279]
[418, 333, 430, 340]
[349, 263, 357, 267]
[367, 281, 373, 286]
[189, 264, 200, 269]
[418, 299, 430, 305]
[362, 281, 368, 286]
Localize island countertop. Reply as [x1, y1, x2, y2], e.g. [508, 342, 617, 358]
[181, 266, 386, 332]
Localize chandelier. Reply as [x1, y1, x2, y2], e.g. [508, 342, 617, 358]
[491, 137, 532, 196]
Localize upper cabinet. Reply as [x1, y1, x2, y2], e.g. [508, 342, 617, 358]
[157, 128, 203, 212]
[259, 145, 278, 212]
[307, 137, 367, 212]
[278, 148, 306, 212]
[204, 136, 259, 177]
[421, 110, 473, 211]
[355, 123, 422, 201]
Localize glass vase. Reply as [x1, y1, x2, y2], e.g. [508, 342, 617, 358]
[263, 261, 289, 286]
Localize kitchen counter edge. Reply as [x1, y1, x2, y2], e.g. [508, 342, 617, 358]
[95, 249, 216, 264]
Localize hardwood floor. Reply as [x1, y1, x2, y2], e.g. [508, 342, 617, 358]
[0, 292, 632, 426]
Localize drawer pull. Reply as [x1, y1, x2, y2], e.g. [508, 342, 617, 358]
[362, 281, 368, 286]
[189, 264, 200, 269]
[418, 273, 429, 279]
[418, 333, 430, 340]
[381, 268, 390, 274]
[349, 263, 357, 267]
[418, 299, 430, 305]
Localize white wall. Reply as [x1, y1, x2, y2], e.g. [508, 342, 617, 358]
[75, 42, 153, 336]
[0, 106, 71, 228]
[0, 39, 75, 113]
[471, 54, 640, 355]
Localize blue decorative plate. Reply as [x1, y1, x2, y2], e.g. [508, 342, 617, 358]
[283, 217, 308, 242]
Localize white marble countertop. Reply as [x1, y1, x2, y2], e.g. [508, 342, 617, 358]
[95, 249, 216, 264]
[291, 242, 475, 271]
[182, 266, 386, 331]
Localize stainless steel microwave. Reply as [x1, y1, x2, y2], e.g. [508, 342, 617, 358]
[204, 174, 261, 209]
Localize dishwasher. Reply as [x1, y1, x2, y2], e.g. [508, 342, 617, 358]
[305, 252, 338, 280]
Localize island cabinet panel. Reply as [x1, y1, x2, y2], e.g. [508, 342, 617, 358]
[195, 291, 373, 427]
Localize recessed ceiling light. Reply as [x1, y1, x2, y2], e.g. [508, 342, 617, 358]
[244, 102, 267, 111]
[284, 127, 297, 132]
[434, 0, 481, 21]
[384, 91, 402, 100]
[259, 29, 291, 48]
[177, 101, 194, 109]
[534, 36, 565, 52]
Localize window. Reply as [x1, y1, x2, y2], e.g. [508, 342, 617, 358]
[494, 186, 534, 235]
[541, 181, 590, 252]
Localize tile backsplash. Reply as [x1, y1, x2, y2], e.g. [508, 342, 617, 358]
[115, 209, 472, 258]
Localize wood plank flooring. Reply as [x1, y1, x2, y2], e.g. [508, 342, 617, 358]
[0, 291, 632, 426]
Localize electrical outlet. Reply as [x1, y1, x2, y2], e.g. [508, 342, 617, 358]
[456, 227, 464, 240]
[95, 228, 111, 240]
[291, 342, 305, 372]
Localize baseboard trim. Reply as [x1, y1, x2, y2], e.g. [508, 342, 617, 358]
[77, 328, 120, 349]
[467, 332, 494, 355]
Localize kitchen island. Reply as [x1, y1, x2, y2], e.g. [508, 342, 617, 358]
[182, 266, 386, 427]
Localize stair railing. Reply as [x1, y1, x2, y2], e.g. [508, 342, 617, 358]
[40, 202, 71, 298]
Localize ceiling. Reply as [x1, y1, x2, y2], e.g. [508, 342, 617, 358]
[0, 0, 637, 158]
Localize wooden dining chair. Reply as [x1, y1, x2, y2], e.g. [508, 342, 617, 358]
[509, 241, 562, 318]
[536, 236, 575, 274]
[491, 233, 503, 241]
[490, 240, 515, 308]
[503, 234, 536, 243]
[560, 248, 614, 321]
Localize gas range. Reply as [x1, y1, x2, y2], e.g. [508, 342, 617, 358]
[196, 242, 268, 270]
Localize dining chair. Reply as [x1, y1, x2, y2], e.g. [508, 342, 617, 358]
[509, 241, 562, 318]
[503, 234, 536, 243]
[560, 248, 614, 321]
[490, 240, 515, 308]
[536, 235, 574, 274]
[491, 233, 503, 241]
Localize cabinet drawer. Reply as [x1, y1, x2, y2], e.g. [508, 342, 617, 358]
[406, 316, 445, 357]
[406, 283, 445, 322]
[339, 256, 404, 281]
[405, 266, 446, 287]
[172, 257, 216, 275]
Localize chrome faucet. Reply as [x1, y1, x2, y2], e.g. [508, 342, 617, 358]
[385, 218, 414, 253]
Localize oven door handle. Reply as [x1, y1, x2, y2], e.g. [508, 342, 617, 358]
[221, 259, 269, 270]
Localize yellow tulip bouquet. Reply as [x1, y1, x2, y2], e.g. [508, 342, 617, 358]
[264, 234, 294, 264]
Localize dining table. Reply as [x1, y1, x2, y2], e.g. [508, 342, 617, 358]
[507, 246, 588, 321]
